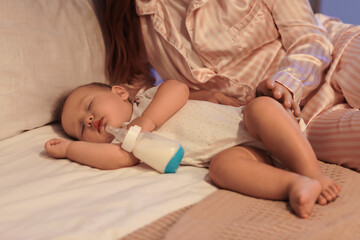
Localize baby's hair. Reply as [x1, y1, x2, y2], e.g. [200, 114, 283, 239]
[52, 90, 71, 123]
[85, 82, 112, 90]
[52, 82, 113, 123]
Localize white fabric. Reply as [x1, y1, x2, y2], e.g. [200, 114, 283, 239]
[118, 87, 265, 167]
[0, 0, 106, 140]
[0, 124, 216, 240]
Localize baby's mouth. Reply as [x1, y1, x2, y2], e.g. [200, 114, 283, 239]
[93, 118, 103, 133]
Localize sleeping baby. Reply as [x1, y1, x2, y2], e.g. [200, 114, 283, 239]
[45, 79, 341, 218]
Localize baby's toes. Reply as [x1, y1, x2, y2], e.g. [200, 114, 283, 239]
[326, 188, 338, 201]
[331, 183, 341, 194]
[317, 194, 327, 205]
[322, 189, 337, 203]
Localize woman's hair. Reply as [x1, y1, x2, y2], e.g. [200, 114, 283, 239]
[92, 0, 155, 88]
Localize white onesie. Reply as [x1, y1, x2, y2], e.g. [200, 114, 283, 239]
[118, 86, 266, 167]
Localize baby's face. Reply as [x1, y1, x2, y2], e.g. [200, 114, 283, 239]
[61, 85, 133, 143]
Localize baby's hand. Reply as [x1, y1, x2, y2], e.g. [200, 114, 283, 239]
[128, 116, 156, 132]
[44, 138, 72, 159]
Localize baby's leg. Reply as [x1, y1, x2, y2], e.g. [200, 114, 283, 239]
[209, 146, 321, 218]
[244, 97, 341, 205]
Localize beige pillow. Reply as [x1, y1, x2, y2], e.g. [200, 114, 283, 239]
[0, 0, 107, 140]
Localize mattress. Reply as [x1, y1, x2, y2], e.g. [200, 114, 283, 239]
[0, 124, 216, 240]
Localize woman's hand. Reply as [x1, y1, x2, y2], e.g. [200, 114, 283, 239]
[248, 78, 301, 116]
[189, 89, 244, 107]
[44, 138, 72, 159]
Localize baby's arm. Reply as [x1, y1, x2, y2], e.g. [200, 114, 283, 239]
[45, 138, 139, 170]
[129, 80, 189, 131]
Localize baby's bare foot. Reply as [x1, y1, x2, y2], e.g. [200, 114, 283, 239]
[289, 176, 321, 218]
[314, 175, 341, 205]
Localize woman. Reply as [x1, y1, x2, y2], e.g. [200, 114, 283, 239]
[93, 0, 360, 171]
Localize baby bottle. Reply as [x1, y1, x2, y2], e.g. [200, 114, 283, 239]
[106, 125, 184, 173]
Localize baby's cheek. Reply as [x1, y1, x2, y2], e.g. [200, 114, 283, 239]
[105, 134, 115, 143]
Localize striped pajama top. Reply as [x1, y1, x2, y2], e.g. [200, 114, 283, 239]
[136, 0, 359, 125]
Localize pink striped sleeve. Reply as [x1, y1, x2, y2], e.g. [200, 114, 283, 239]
[265, 0, 333, 105]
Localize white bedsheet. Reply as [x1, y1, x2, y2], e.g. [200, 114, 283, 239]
[0, 124, 217, 240]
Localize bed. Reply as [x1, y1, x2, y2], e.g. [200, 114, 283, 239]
[1, 1, 360, 239]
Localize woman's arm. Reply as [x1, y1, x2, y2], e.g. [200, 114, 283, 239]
[45, 138, 139, 170]
[128, 80, 190, 132]
[262, 0, 333, 108]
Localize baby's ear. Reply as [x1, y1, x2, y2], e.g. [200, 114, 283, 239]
[111, 86, 129, 100]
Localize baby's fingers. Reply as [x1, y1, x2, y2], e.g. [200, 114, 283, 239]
[45, 138, 61, 146]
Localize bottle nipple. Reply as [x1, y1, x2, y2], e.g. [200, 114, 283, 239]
[105, 125, 127, 142]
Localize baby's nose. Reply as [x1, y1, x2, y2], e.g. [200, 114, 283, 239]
[86, 115, 94, 127]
